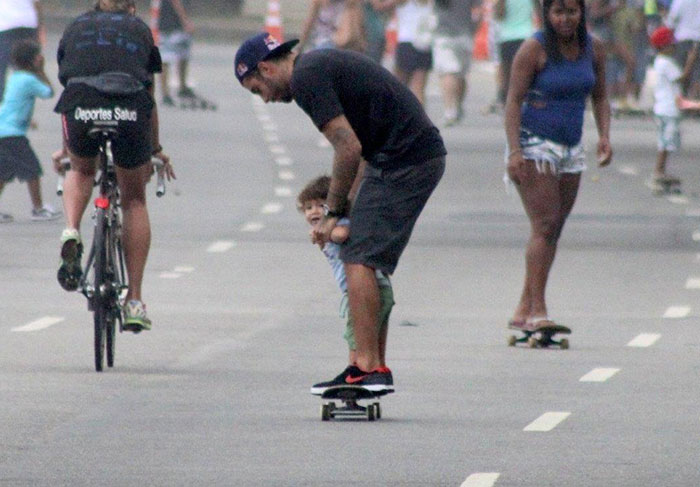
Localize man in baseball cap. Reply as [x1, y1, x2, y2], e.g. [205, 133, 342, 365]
[649, 25, 675, 50]
[234, 32, 299, 85]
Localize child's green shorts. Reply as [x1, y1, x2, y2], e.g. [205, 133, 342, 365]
[342, 285, 395, 351]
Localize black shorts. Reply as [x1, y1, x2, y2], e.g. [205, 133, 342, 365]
[61, 99, 153, 169]
[0, 136, 42, 182]
[395, 42, 433, 73]
[340, 155, 445, 275]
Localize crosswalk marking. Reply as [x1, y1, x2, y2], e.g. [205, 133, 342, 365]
[579, 368, 620, 382]
[627, 333, 661, 347]
[461, 473, 500, 487]
[12, 316, 64, 332]
[523, 412, 570, 432]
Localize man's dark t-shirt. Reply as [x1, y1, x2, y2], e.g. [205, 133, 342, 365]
[290, 49, 446, 170]
[54, 10, 162, 113]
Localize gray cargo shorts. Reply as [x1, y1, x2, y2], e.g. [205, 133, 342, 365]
[340, 155, 445, 275]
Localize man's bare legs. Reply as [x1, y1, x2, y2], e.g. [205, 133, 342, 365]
[345, 262, 381, 372]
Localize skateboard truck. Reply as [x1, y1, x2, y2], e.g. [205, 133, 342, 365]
[508, 322, 571, 349]
[319, 386, 388, 421]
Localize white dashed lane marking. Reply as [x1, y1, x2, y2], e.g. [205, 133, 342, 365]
[523, 412, 571, 432]
[617, 164, 638, 176]
[269, 144, 286, 155]
[460, 473, 500, 487]
[159, 272, 182, 279]
[275, 156, 293, 166]
[173, 266, 195, 273]
[275, 186, 292, 197]
[207, 241, 236, 253]
[663, 306, 691, 318]
[692, 231, 700, 242]
[241, 222, 265, 232]
[278, 170, 295, 180]
[627, 333, 661, 347]
[667, 195, 689, 205]
[579, 368, 620, 382]
[12, 316, 64, 332]
[261, 202, 283, 214]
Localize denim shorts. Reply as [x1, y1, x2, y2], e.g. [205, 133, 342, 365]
[516, 129, 587, 175]
[159, 31, 192, 63]
[654, 115, 680, 152]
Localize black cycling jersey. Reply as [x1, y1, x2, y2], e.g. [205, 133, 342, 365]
[290, 49, 446, 170]
[55, 9, 162, 114]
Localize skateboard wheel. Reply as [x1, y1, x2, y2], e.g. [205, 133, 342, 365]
[507, 335, 517, 347]
[373, 402, 381, 419]
[367, 404, 376, 421]
[321, 404, 331, 421]
[527, 337, 538, 348]
[560, 338, 569, 350]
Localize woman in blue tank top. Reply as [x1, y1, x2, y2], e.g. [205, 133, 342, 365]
[503, 0, 612, 332]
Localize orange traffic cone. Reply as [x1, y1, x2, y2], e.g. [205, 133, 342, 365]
[149, 0, 161, 44]
[265, 0, 284, 42]
[384, 13, 398, 56]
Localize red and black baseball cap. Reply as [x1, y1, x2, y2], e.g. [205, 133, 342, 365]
[234, 32, 299, 84]
[649, 26, 675, 50]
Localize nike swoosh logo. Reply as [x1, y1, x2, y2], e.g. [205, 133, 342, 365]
[345, 374, 369, 384]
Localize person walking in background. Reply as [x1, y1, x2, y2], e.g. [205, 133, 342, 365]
[151, 0, 195, 106]
[504, 0, 612, 331]
[493, 0, 540, 110]
[0, 0, 43, 100]
[298, 0, 366, 53]
[363, 0, 400, 63]
[0, 39, 58, 223]
[648, 25, 698, 190]
[666, 0, 700, 97]
[394, 0, 435, 106]
[432, 0, 482, 125]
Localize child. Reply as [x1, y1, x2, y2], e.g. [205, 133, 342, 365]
[297, 175, 395, 395]
[649, 25, 698, 189]
[0, 39, 60, 222]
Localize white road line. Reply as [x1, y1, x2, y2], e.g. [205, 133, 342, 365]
[173, 266, 195, 273]
[12, 316, 64, 332]
[663, 306, 691, 318]
[617, 164, 638, 176]
[693, 231, 700, 242]
[667, 195, 690, 205]
[241, 222, 265, 232]
[685, 277, 700, 289]
[264, 132, 280, 143]
[269, 144, 286, 155]
[696, 253, 700, 263]
[207, 240, 236, 253]
[256, 113, 271, 123]
[275, 156, 293, 166]
[685, 208, 700, 217]
[579, 368, 620, 382]
[275, 186, 292, 197]
[262, 122, 277, 131]
[261, 202, 283, 214]
[159, 272, 181, 279]
[523, 412, 571, 432]
[460, 473, 500, 487]
[278, 170, 295, 180]
[627, 333, 661, 347]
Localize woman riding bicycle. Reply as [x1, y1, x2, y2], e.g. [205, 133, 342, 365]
[53, 0, 174, 332]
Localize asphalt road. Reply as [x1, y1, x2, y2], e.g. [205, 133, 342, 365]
[1, 37, 699, 486]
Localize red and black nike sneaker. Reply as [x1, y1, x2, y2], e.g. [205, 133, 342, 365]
[310, 365, 394, 395]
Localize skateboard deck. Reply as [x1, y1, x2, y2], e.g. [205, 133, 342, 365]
[508, 322, 571, 349]
[319, 386, 388, 421]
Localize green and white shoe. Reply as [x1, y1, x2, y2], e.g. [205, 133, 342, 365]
[123, 300, 152, 333]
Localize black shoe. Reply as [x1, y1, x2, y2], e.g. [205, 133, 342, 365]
[57, 230, 83, 291]
[162, 95, 175, 106]
[310, 365, 394, 395]
[178, 86, 195, 98]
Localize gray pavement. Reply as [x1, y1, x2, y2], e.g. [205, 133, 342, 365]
[1, 36, 700, 486]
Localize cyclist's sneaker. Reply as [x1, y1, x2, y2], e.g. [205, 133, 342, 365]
[57, 228, 83, 291]
[0, 212, 13, 223]
[310, 365, 394, 395]
[122, 300, 152, 333]
[31, 205, 62, 221]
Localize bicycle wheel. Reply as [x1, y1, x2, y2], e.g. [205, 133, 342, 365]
[93, 207, 108, 372]
[105, 231, 117, 368]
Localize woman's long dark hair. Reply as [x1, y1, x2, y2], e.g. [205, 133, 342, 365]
[542, 0, 588, 61]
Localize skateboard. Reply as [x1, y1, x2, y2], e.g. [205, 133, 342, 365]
[319, 386, 388, 421]
[646, 177, 681, 196]
[507, 321, 571, 349]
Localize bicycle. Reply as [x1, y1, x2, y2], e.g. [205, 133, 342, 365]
[57, 121, 166, 372]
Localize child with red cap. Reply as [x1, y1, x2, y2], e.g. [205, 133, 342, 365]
[649, 25, 698, 192]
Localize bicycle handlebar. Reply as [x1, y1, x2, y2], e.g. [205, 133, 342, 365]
[56, 157, 167, 197]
